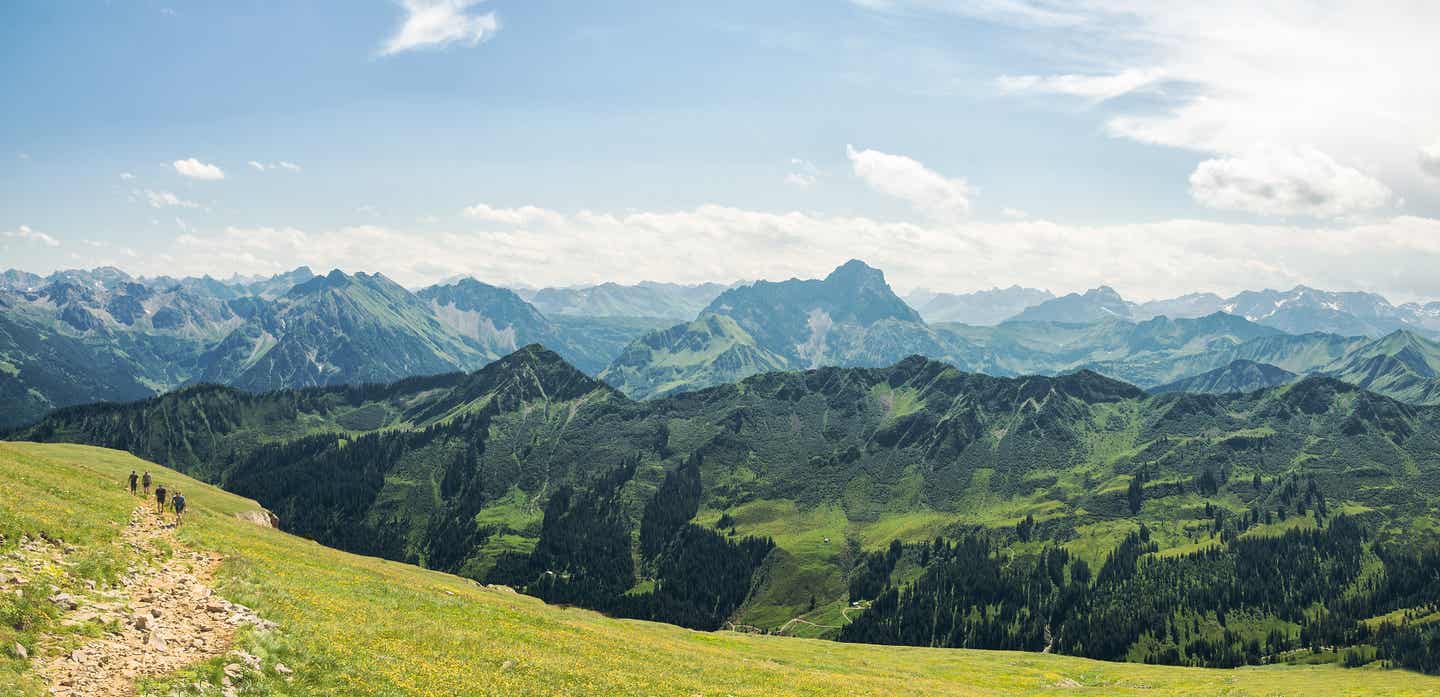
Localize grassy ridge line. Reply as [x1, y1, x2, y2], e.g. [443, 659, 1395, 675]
[3, 443, 1439, 696]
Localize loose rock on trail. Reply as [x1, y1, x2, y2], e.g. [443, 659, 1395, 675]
[33, 506, 278, 696]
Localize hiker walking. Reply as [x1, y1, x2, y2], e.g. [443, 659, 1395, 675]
[128, 470, 139, 496]
[155, 483, 168, 515]
[142, 471, 151, 495]
[172, 490, 187, 526]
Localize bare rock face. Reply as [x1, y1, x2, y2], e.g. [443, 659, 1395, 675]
[233, 509, 280, 528]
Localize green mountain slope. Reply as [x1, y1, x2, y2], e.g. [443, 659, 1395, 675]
[9, 442, 1437, 696]
[1320, 330, 1440, 405]
[15, 347, 1440, 671]
[1151, 359, 1298, 394]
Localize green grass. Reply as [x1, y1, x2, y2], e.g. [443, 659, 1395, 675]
[5, 441, 1440, 696]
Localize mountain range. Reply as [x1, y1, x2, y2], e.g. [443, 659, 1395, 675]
[8, 260, 1440, 432]
[1006, 283, 1440, 336]
[0, 267, 666, 428]
[598, 260, 1440, 405]
[601, 261, 961, 398]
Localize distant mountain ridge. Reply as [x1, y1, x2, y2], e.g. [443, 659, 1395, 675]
[519, 281, 730, 320]
[1001, 283, 1440, 338]
[1151, 359, 1298, 395]
[908, 285, 1055, 325]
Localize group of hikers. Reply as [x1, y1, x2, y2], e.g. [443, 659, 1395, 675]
[127, 469, 187, 525]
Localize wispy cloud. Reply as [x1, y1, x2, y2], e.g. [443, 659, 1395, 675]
[173, 158, 224, 180]
[248, 160, 303, 172]
[784, 158, 820, 189]
[379, 0, 500, 56]
[3, 224, 61, 248]
[996, 68, 1165, 102]
[864, 0, 1440, 216]
[138, 189, 199, 209]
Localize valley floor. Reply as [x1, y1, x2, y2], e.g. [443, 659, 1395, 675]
[3, 441, 1439, 696]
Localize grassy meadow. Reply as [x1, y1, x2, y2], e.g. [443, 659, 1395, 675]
[3, 440, 1439, 696]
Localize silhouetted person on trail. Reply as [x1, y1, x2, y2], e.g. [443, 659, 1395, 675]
[155, 484, 168, 514]
[128, 470, 138, 495]
[142, 471, 151, 495]
[172, 490, 187, 526]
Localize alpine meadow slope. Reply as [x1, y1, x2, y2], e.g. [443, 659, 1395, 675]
[6, 441, 1437, 696]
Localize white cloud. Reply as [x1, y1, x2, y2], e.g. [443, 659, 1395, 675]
[996, 68, 1165, 102]
[139, 189, 199, 209]
[1189, 145, 1392, 218]
[120, 202, 1440, 304]
[277, 161, 302, 172]
[1421, 140, 1440, 178]
[119, 172, 135, 181]
[380, 0, 499, 56]
[847, 144, 972, 219]
[248, 161, 266, 171]
[461, 203, 564, 227]
[3, 225, 61, 248]
[173, 158, 224, 180]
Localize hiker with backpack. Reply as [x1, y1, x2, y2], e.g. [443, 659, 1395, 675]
[142, 470, 151, 495]
[172, 489, 187, 526]
[155, 483, 168, 515]
[128, 470, 139, 496]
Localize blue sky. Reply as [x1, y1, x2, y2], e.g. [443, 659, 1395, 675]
[5, 1, 1440, 301]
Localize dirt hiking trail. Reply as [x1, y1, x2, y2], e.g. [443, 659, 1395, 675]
[34, 506, 278, 696]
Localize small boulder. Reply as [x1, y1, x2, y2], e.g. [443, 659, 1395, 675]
[11, 642, 26, 660]
[275, 662, 294, 676]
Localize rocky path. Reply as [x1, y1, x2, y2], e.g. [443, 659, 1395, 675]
[34, 506, 278, 696]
